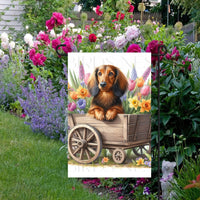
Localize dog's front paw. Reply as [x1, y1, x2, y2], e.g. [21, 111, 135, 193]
[106, 109, 117, 121]
[95, 110, 105, 120]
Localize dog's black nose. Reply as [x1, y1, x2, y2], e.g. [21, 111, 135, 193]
[100, 82, 107, 88]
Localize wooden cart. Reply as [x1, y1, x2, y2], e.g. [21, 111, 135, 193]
[68, 114, 151, 164]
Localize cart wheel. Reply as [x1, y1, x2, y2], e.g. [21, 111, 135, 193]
[68, 124, 102, 164]
[132, 144, 151, 158]
[112, 148, 126, 164]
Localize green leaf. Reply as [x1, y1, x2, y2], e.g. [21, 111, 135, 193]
[173, 80, 182, 89]
[161, 115, 171, 126]
[177, 153, 184, 166]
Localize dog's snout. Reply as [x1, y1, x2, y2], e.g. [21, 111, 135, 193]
[100, 82, 107, 88]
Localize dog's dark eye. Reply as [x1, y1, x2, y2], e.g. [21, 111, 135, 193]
[108, 71, 114, 76]
[98, 72, 102, 76]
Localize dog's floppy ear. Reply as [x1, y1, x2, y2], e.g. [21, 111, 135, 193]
[87, 68, 99, 96]
[113, 68, 128, 97]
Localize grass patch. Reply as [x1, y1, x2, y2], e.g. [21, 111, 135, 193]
[0, 111, 106, 200]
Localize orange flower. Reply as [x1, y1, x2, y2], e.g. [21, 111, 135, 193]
[76, 86, 88, 98]
[136, 158, 144, 165]
[139, 99, 151, 112]
[184, 174, 200, 189]
[102, 157, 109, 163]
[137, 92, 142, 100]
[137, 77, 144, 88]
[68, 83, 71, 90]
[70, 91, 78, 100]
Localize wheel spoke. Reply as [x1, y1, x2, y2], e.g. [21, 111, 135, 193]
[73, 146, 81, 155]
[83, 128, 86, 140]
[87, 142, 97, 146]
[75, 130, 82, 139]
[87, 133, 94, 142]
[72, 142, 78, 146]
[71, 138, 80, 142]
[87, 147, 96, 155]
[79, 148, 84, 160]
[85, 149, 91, 160]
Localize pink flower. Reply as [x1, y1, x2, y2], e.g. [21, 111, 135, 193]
[85, 25, 90, 31]
[96, 5, 103, 16]
[30, 73, 36, 82]
[52, 38, 61, 50]
[62, 38, 73, 54]
[21, 113, 26, 118]
[140, 85, 151, 96]
[146, 40, 164, 66]
[84, 73, 91, 85]
[36, 31, 50, 45]
[128, 1, 134, 12]
[115, 35, 127, 49]
[68, 102, 76, 111]
[53, 12, 65, 26]
[91, 18, 94, 21]
[46, 17, 55, 31]
[125, 25, 140, 41]
[182, 57, 192, 71]
[29, 48, 36, 60]
[127, 44, 141, 52]
[166, 47, 180, 61]
[89, 34, 97, 42]
[33, 41, 41, 49]
[116, 11, 125, 20]
[118, 196, 124, 199]
[32, 53, 47, 66]
[128, 79, 136, 91]
[77, 34, 82, 44]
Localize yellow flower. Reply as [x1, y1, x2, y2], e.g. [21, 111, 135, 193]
[128, 96, 139, 109]
[139, 99, 151, 113]
[102, 157, 109, 163]
[76, 86, 88, 98]
[136, 158, 144, 166]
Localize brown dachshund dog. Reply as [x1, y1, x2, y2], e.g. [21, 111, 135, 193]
[87, 65, 128, 121]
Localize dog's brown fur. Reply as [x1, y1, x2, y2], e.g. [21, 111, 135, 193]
[87, 65, 128, 120]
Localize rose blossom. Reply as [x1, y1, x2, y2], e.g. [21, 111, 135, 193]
[127, 44, 141, 52]
[89, 34, 97, 42]
[1, 32, 9, 43]
[52, 38, 61, 50]
[46, 17, 55, 30]
[29, 48, 36, 60]
[116, 11, 125, 20]
[24, 33, 33, 45]
[36, 31, 50, 45]
[146, 40, 164, 66]
[62, 38, 73, 54]
[32, 53, 47, 66]
[115, 35, 127, 49]
[96, 5, 103, 16]
[128, 1, 134, 12]
[9, 41, 15, 49]
[52, 12, 64, 26]
[125, 25, 140, 41]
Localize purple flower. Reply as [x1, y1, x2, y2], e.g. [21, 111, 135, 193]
[130, 66, 138, 81]
[68, 102, 76, 111]
[142, 66, 151, 81]
[125, 25, 140, 41]
[77, 99, 86, 109]
[79, 61, 85, 80]
[115, 35, 127, 49]
[107, 39, 115, 48]
[143, 187, 150, 195]
[2, 54, 9, 64]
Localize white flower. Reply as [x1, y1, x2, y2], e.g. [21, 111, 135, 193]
[68, 23, 75, 29]
[50, 29, 56, 37]
[9, 41, 15, 49]
[25, 25, 29, 30]
[97, 33, 102, 38]
[115, 35, 127, 49]
[1, 32, 9, 43]
[0, 49, 4, 58]
[125, 25, 140, 41]
[95, 44, 100, 49]
[24, 33, 33, 45]
[1, 42, 9, 49]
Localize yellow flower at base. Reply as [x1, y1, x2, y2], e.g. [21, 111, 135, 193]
[128, 96, 139, 109]
[70, 91, 78, 100]
[102, 157, 109, 163]
[136, 158, 144, 166]
[76, 86, 88, 98]
[139, 99, 151, 113]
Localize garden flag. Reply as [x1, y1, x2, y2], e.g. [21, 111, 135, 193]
[67, 53, 151, 178]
